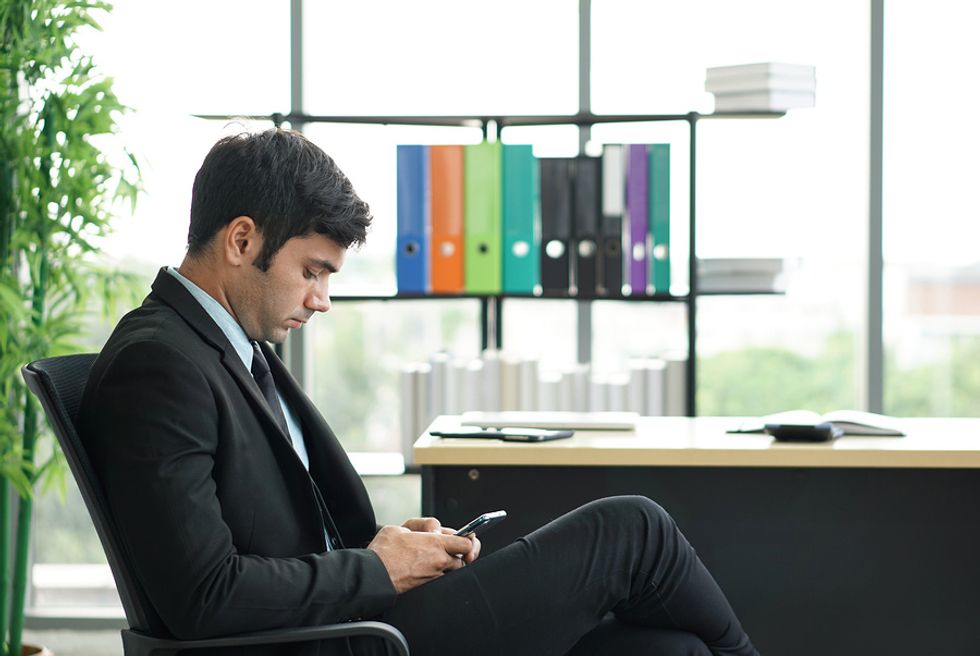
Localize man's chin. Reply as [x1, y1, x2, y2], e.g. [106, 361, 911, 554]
[265, 329, 289, 345]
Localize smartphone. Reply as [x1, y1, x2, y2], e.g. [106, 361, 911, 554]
[453, 510, 507, 537]
[430, 427, 574, 442]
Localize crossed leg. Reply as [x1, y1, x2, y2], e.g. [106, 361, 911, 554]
[359, 496, 759, 656]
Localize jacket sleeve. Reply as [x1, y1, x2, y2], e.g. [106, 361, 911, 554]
[81, 339, 397, 639]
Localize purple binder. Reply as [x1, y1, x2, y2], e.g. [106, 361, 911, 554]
[627, 144, 649, 295]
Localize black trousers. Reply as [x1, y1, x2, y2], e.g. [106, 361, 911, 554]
[357, 496, 758, 656]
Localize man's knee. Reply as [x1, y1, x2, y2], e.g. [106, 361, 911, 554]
[589, 495, 671, 522]
[583, 495, 674, 536]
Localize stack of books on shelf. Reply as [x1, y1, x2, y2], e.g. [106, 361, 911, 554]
[698, 257, 785, 293]
[396, 142, 673, 298]
[705, 62, 816, 113]
[400, 350, 687, 460]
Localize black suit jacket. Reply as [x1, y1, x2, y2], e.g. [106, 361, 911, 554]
[79, 269, 396, 648]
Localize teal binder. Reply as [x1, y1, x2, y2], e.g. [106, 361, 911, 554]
[649, 144, 670, 295]
[464, 142, 503, 294]
[502, 144, 539, 293]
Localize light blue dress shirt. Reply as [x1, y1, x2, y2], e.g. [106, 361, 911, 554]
[166, 267, 311, 470]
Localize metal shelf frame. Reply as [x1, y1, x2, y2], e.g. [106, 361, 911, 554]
[199, 111, 784, 417]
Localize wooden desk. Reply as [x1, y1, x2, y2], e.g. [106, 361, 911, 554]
[415, 416, 980, 656]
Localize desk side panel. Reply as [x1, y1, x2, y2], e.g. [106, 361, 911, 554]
[423, 465, 980, 656]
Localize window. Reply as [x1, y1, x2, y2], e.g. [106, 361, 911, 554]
[302, 0, 578, 117]
[592, 0, 869, 414]
[882, 1, 980, 416]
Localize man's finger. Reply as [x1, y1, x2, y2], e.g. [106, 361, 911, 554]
[441, 534, 476, 555]
[464, 535, 481, 564]
[403, 517, 442, 533]
[442, 554, 466, 572]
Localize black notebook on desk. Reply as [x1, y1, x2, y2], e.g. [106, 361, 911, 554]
[729, 410, 905, 437]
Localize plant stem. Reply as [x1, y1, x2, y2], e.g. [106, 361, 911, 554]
[8, 242, 45, 656]
[1, 33, 18, 656]
[0, 481, 9, 656]
[0, 161, 11, 269]
[8, 399, 34, 656]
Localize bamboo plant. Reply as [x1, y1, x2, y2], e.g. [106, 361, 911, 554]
[0, 1, 139, 653]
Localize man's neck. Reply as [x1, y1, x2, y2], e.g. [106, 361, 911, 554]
[176, 258, 239, 322]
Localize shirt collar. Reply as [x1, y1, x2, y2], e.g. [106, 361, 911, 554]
[166, 266, 254, 370]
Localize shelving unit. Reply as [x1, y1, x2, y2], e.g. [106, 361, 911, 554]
[198, 0, 790, 418]
[198, 109, 784, 416]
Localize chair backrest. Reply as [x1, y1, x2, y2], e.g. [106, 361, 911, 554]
[22, 355, 170, 637]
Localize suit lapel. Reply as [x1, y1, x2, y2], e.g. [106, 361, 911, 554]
[149, 269, 297, 455]
[263, 347, 356, 548]
[149, 268, 376, 547]
[267, 351, 379, 548]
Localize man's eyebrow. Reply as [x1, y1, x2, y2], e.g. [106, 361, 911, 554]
[307, 258, 339, 274]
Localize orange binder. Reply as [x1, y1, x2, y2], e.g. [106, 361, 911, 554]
[430, 145, 465, 293]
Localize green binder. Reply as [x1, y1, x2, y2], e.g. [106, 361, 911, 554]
[649, 144, 670, 295]
[502, 144, 539, 293]
[464, 142, 503, 293]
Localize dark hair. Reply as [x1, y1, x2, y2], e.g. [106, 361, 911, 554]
[187, 129, 372, 270]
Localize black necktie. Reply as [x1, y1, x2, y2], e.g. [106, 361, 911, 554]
[250, 341, 290, 440]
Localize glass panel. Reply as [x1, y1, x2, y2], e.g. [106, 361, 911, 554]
[502, 299, 579, 374]
[883, 1, 980, 417]
[311, 300, 481, 452]
[303, 0, 579, 116]
[78, 0, 289, 116]
[697, 296, 856, 415]
[592, 0, 868, 410]
[591, 301, 688, 375]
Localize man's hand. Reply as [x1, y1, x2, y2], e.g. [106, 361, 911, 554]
[401, 517, 482, 565]
[368, 525, 477, 594]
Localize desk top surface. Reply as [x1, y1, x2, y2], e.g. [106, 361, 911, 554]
[413, 416, 980, 468]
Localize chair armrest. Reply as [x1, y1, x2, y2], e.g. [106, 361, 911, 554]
[121, 620, 409, 656]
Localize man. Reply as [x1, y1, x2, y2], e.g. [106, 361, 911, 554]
[79, 129, 759, 656]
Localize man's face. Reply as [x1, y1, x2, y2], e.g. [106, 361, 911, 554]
[232, 232, 346, 344]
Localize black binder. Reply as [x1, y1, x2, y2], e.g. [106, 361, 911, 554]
[599, 145, 625, 296]
[539, 158, 573, 294]
[573, 156, 601, 297]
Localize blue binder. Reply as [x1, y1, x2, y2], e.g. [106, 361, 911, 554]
[396, 145, 430, 293]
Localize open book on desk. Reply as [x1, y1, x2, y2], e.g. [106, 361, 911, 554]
[729, 410, 905, 437]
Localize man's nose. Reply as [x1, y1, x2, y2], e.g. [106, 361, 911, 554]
[307, 288, 331, 313]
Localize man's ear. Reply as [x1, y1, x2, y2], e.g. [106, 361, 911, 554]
[223, 216, 260, 266]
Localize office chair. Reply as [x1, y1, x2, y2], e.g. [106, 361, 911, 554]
[22, 354, 409, 656]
